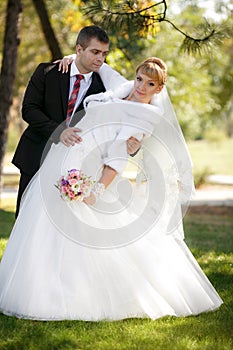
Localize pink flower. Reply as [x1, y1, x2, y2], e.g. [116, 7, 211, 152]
[61, 187, 67, 194]
[55, 169, 95, 202]
[69, 179, 77, 185]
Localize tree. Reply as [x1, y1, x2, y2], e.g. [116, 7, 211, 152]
[0, 0, 22, 188]
[83, 0, 226, 55]
[80, 0, 232, 138]
[31, 0, 63, 60]
[209, 0, 233, 137]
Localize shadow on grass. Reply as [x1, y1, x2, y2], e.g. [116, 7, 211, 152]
[0, 301, 232, 350]
[0, 315, 79, 350]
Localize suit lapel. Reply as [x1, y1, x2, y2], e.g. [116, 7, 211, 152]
[85, 73, 105, 96]
[59, 67, 70, 119]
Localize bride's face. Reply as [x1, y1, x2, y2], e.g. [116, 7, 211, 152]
[129, 69, 163, 104]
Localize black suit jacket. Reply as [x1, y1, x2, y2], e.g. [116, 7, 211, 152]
[12, 63, 106, 176]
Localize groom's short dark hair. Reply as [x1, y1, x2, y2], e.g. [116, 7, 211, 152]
[76, 26, 109, 49]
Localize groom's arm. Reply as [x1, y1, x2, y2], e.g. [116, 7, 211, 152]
[22, 63, 60, 139]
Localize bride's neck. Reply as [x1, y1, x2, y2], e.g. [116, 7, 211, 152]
[124, 92, 150, 104]
[124, 92, 137, 102]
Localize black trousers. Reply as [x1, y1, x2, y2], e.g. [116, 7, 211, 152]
[15, 172, 32, 218]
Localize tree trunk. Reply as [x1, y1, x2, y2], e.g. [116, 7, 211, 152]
[31, 0, 63, 60]
[226, 98, 233, 138]
[0, 0, 22, 190]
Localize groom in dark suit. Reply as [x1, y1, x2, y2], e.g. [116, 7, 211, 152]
[13, 25, 130, 217]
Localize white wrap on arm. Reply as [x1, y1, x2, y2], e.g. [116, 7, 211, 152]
[84, 95, 163, 174]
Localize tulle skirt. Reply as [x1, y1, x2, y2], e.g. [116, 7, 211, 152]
[0, 195, 223, 320]
[0, 143, 223, 321]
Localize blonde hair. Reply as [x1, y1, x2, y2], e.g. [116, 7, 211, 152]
[136, 57, 167, 86]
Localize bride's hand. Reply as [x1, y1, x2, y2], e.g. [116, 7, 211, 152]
[83, 192, 96, 205]
[53, 56, 74, 73]
[83, 182, 106, 205]
[60, 128, 82, 146]
[127, 136, 141, 155]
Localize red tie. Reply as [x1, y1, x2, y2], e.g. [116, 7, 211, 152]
[66, 74, 84, 126]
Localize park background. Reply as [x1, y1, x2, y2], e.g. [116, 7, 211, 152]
[0, 1, 232, 349]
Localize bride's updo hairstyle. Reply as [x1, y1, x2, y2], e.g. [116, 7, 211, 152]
[136, 57, 167, 86]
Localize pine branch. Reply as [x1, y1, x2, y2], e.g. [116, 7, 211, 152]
[82, 0, 228, 55]
[83, 0, 166, 33]
[165, 18, 226, 55]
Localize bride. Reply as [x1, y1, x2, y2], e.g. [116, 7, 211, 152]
[0, 57, 222, 321]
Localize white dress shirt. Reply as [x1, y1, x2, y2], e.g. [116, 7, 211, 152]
[69, 61, 93, 119]
[67, 55, 127, 91]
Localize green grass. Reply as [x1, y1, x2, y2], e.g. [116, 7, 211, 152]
[123, 138, 233, 185]
[0, 199, 16, 238]
[187, 139, 233, 176]
[0, 200, 232, 350]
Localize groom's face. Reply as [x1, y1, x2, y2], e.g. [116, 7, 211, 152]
[75, 38, 109, 74]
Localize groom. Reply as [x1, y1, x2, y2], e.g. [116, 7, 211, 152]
[12, 25, 140, 217]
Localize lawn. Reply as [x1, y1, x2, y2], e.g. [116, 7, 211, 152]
[0, 200, 232, 350]
[121, 138, 233, 186]
[187, 139, 233, 176]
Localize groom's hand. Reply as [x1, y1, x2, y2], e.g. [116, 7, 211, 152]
[60, 128, 82, 146]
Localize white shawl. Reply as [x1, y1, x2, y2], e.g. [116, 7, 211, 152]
[84, 81, 195, 204]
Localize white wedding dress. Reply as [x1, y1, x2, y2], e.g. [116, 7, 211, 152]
[0, 96, 223, 321]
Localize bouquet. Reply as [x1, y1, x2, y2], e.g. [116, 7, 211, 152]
[55, 169, 95, 202]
